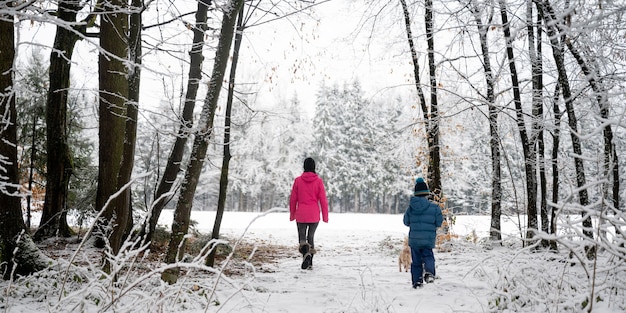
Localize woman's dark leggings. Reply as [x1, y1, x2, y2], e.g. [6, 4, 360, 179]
[297, 222, 319, 249]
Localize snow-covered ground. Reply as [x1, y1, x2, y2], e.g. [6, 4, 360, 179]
[176, 210, 491, 312]
[2, 210, 624, 313]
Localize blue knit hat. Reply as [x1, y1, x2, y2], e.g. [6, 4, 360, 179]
[414, 177, 430, 196]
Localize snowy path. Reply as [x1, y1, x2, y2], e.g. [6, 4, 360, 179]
[7, 211, 623, 312]
[213, 232, 492, 313]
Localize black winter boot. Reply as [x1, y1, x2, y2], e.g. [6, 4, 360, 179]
[298, 242, 310, 255]
[424, 272, 434, 283]
[301, 253, 312, 269]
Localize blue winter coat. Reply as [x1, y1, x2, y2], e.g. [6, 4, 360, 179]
[403, 196, 443, 249]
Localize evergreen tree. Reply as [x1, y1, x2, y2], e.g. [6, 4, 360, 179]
[312, 80, 415, 213]
[15, 53, 96, 231]
[312, 83, 344, 210]
[15, 53, 48, 228]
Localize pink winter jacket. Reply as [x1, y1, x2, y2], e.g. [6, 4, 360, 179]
[289, 172, 329, 223]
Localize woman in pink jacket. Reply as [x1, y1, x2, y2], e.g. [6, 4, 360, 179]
[289, 157, 329, 270]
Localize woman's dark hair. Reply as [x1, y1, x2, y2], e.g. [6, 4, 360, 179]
[304, 157, 316, 173]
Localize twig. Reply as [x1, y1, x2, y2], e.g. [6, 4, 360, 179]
[205, 207, 287, 312]
[58, 172, 151, 301]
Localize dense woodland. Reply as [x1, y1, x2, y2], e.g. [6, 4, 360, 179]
[0, 0, 625, 298]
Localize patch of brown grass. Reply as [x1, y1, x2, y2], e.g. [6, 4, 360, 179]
[214, 239, 293, 275]
[37, 234, 295, 277]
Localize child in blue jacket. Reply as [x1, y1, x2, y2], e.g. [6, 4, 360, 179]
[403, 177, 443, 288]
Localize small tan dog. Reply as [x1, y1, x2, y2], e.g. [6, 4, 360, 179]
[398, 236, 411, 272]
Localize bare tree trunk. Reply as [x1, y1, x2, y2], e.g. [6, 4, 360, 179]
[143, 0, 213, 247]
[549, 83, 562, 251]
[499, 0, 538, 245]
[548, 3, 567, 251]
[534, 0, 593, 257]
[399, 0, 428, 143]
[162, 0, 245, 284]
[118, 0, 144, 240]
[469, 1, 501, 242]
[424, 0, 442, 196]
[399, 0, 443, 199]
[552, 0, 621, 246]
[95, 0, 130, 256]
[381, 192, 391, 214]
[206, 5, 244, 268]
[36, 0, 85, 241]
[26, 111, 36, 229]
[399, 0, 443, 202]
[238, 190, 243, 211]
[560, 11, 620, 228]
[0, 11, 50, 278]
[526, 2, 550, 248]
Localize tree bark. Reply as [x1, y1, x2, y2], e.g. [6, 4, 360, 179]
[499, 0, 538, 245]
[526, 2, 549, 248]
[560, 11, 620, 221]
[549, 82, 562, 251]
[143, 0, 212, 247]
[469, 1, 501, 242]
[162, 0, 245, 284]
[544, 0, 621, 250]
[399, 0, 428, 139]
[206, 4, 244, 268]
[399, 0, 442, 198]
[95, 0, 130, 256]
[534, 0, 593, 256]
[424, 0, 442, 197]
[35, 0, 84, 241]
[0, 9, 50, 279]
[26, 110, 36, 229]
[117, 0, 144, 242]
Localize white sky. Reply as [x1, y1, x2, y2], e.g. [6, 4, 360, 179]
[177, 0, 414, 117]
[13, 0, 415, 120]
[237, 0, 414, 117]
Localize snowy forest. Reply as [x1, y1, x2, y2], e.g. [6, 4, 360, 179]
[1, 0, 625, 312]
